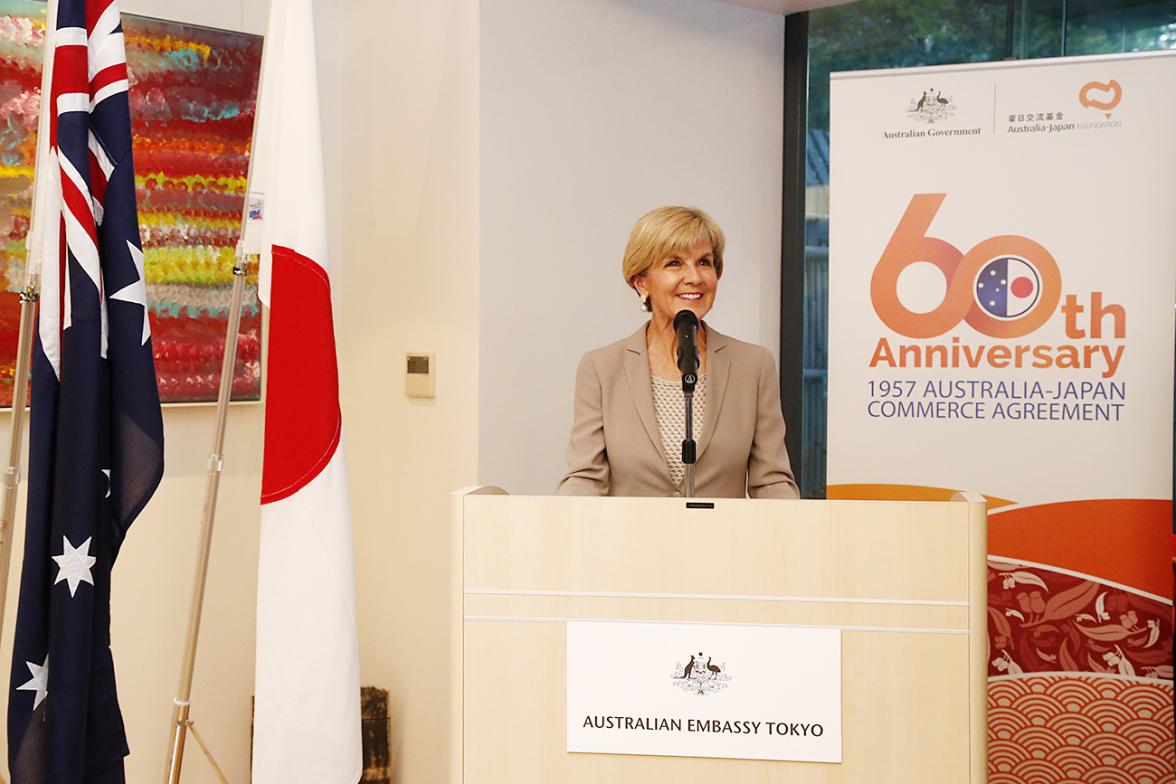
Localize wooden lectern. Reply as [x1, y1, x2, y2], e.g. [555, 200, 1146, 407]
[450, 488, 987, 783]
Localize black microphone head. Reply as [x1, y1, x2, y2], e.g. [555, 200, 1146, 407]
[674, 309, 700, 385]
[673, 309, 699, 333]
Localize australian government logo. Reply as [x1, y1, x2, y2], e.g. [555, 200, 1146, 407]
[671, 651, 731, 696]
[908, 88, 956, 123]
[883, 88, 980, 139]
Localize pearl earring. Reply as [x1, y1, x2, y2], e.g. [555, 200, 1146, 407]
[639, 293, 650, 312]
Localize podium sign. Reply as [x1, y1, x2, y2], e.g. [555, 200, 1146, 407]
[566, 621, 842, 763]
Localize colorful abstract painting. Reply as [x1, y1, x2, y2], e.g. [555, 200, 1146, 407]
[0, 0, 262, 404]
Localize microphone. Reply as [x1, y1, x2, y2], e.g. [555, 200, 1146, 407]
[674, 309, 700, 394]
[674, 309, 700, 488]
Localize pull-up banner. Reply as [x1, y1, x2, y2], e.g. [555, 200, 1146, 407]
[827, 52, 1174, 783]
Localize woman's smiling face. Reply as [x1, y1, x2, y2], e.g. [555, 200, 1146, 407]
[633, 238, 718, 324]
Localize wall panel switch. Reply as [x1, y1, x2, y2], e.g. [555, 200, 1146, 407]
[405, 353, 435, 398]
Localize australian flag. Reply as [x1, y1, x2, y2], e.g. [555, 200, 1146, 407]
[7, 0, 164, 780]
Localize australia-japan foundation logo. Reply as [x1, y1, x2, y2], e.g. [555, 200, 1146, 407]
[1007, 77, 1125, 135]
[868, 193, 1127, 379]
[1079, 79, 1122, 118]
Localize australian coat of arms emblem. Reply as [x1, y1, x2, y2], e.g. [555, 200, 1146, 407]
[671, 651, 731, 695]
[907, 88, 956, 124]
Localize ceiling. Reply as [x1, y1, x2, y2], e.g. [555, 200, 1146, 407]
[714, 0, 858, 14]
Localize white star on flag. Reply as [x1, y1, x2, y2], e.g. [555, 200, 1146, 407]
[109, 240, 150, 345]
[51, 536, 97, 597]
[17, 656, 48, 711]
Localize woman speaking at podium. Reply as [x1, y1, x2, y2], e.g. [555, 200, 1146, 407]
[557, 206, 799, 499]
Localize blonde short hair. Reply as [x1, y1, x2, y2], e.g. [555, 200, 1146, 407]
[622, 206, 725, 289]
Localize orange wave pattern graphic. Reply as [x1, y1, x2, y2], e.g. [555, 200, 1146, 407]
[989, 674, 1174, 784]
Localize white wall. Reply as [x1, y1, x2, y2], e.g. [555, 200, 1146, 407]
[336, 2, 479, 783]
[479, 0, 785, 495]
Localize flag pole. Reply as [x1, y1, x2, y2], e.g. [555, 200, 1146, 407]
[0, 282, 38, 660]
[161, 252, 247, 784]
[0, 0, 58, 707]
[162, 27, 269, 784]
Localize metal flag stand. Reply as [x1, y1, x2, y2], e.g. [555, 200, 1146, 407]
[161, 246, 249, 784]
[0, 281, 38, 664]
[162, 24, 270, 784]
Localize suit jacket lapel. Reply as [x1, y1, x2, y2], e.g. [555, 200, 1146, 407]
[622, 325, 667, 466]
[697, 324, 730, 460]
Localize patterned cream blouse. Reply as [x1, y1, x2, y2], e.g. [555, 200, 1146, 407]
[650, 374, 708, 490]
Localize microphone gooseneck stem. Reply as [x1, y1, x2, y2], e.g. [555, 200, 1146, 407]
[682, 389, 696, 498]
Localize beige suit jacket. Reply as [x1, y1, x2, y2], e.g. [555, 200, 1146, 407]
[557, 324, 799, 499]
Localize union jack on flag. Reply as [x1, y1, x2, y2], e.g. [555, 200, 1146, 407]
[7, 0, 164, 780]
